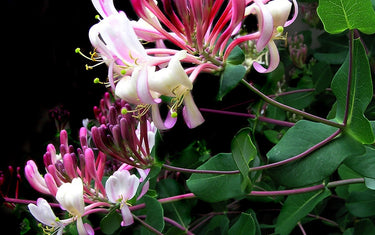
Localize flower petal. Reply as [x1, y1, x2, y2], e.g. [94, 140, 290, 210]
[182, 92, 205, 128]
[28, 198, 59, 227]
[120, 205, 134, 226]
[136, 66, 161, 104]
[151, 104, 177, 130]
[92, 0, 117, 18]
[253, 40, 280, 73]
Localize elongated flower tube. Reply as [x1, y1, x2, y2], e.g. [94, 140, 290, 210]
[25, 129, 107, 199]
[105, 170, 140, 226]
[28, 198, 70, 235]
[91, 100, 157, 168]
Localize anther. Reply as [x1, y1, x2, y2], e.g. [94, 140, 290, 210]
[171, 111, 178, 118]
[121, 108, 128, 115]
[93, 78, 101, 84]
[276, 26, 284, 34]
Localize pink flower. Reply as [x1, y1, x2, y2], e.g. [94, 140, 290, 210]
[105, 170, 140, 226]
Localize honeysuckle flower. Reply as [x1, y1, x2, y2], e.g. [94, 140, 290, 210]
[25, 129, 107, 199]
[56, 178, 90, 235]
[252, 0, 298, 73]
[105, 170, 140, 226]
[28, 198, 70, 235]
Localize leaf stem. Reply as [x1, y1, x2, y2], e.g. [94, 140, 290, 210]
[250, 178, 364, 197]
[133, 214, 164, 235]
[241, 79, 344, 129]
[199, 108, 295, 127]
[343, 30, 354, 125]
[249, 129, 342, 171]
[162, 163, 240, 174]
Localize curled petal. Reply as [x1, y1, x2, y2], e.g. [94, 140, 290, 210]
[120, 204, 134, 226]
[76, 216, 88, 235]
[265, 0, 292, 28]
[136, 66, 161, 104]
[284, 0, 298, 27]
[182, 92, 205, 128]
[151, 104, 177, 130]
[92, 0, 117, 18]
[253, 0, 274, 52]
[253, 40, 280, 73]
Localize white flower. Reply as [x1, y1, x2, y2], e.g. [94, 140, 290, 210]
[56, 178, 88, 235]
[28, 198, 69, 235]
[105, 170, 140, 226]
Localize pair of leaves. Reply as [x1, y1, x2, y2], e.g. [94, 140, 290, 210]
[267, 120, 365, 187]
[186, 128, 257, 202]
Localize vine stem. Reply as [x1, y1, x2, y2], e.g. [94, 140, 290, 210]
[250, 129, 342, 171]
[133, 215, 164, 235]
[343, 29, 354, 125]
[250, 178, 364, 196]
[241, 79, 344, 129]
[199, 108, 295, 127]
[162, 164, 240, 175]
[129, 178, 364, 211]
[162, 128, 341, 174]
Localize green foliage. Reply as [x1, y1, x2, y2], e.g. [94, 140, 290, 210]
[141, 195, 165, 235]
[267, 120, 364, 187]
[275, 189, 331, 235]
[231, 128, 257, 193]
[317, 0, 375, 34]
[217, 63, 247, 101]
[331, 38, 374, 144]
[186, 153, 245, 202]
[100, 208, 123, 235]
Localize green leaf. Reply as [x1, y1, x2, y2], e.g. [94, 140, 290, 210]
[100, 209, 122, 235]
[311, 61, 333, 93]
[142, 195, 164, 234]
[317, 0, 375, 34]
[231, 128, 257, 193]
[275, 189, 331, 235]
[186, 153, 245, 202]
[156, 179, 195, 228]
[228, 212, 258, 235]
[267, 120, 365, 187]
[344, 147, 375, 178]
[141, 195, 165, 235]
[331, 38, 374, 144]
[217, 63, 246, 101]
[226, 44, 245, 65]
[346, 190, 375, 217]
[200, 215, 230, 234]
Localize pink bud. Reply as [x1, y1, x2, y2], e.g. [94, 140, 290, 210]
[84, 149, 97, 180]
[24, 161, 50, 195]
[63, 154, 77, 179]
[44, 173, 58, 196]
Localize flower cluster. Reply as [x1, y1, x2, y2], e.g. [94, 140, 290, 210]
[23, 0, 299, 234]
[81, 0, 297, 130]
[25, 94, 154, 234]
